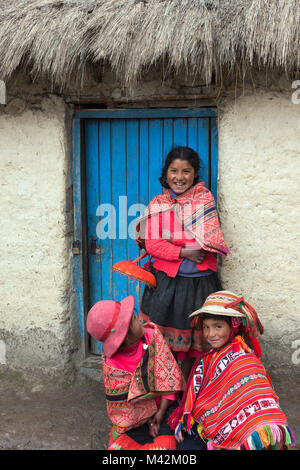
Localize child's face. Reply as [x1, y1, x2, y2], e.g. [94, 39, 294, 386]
[126, 313, 145, 344]
[203, 317, 231, 349]
[166, 158, 196, 195]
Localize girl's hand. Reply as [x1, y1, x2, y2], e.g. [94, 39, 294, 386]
[180, 248, 205, 264]
[148, 398, 170, 438]
[148, 409, 164, 438]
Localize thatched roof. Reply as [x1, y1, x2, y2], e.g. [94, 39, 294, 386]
[0, 0, 299, 88]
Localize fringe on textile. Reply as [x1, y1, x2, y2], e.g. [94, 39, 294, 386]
[204, 425, 295, 450]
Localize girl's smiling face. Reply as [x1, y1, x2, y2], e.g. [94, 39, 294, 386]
[203, 317, 231, 349]
[166, 159, 196, 195]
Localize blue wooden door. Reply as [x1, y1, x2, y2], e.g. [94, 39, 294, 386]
[84, 109, 218, 354]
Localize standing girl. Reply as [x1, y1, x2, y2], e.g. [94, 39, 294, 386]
[136, 146, 229, 378]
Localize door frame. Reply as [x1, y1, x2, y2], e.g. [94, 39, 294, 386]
[72, 107, 218, 358]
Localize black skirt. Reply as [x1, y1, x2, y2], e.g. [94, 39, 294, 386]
[140, 270, 222, 353]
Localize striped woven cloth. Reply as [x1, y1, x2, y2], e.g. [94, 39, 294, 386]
[136, 182, 229, 256]
[169, 336, 295, 450]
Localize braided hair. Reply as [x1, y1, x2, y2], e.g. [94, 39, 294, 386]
[159, 146, 200, 188]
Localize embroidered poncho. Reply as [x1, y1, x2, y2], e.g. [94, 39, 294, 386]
[170, 336, 295, 450]
[136, 182, 229, 256]
[103, 323, 185, 436]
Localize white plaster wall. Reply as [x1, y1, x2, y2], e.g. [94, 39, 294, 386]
[218, 90, 300, 371]
[0, 95, 75, 371]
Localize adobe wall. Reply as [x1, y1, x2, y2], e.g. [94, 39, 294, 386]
[0, 90, 79, 373]
[218, 88, 300, 373]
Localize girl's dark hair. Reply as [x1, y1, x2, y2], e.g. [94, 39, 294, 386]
[202, 313, 232, 327]
[159, 146, 200, 188]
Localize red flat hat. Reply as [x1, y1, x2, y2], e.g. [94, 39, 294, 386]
[86, 295, 135, 357]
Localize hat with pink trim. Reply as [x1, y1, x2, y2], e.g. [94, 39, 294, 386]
[189, 291, 264, 357]
[189, 290, 264, 337]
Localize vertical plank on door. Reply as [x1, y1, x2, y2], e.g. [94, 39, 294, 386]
[85, 120, 102, 354]
[85, 120, 101, 306]
[111, 119, 127, 301]
[126, 119, 140, 307]
[139, 119, 149, 209]
[163, 119, 173, 166]
[187, 117, 198, 180]
[73, 117, 87, 354]
[138, 119, 149, 305]
[210, 117, 218, 202]
[149, 119, 163, 201]
[98, 120, 113, 301]
[173, 118, 188, 147]
[197, 118, 210, 189]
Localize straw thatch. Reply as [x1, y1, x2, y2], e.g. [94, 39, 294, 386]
[0, 0, 299, 88]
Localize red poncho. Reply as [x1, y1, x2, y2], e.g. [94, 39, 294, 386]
[136, 182, 229, 256]
[169, 336, 295, 450]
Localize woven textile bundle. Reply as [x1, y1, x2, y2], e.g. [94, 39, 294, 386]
[169, 336, 295, 450]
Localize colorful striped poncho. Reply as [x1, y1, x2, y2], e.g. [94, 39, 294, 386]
[135, 182, 229, 256]
[169, 336, 295, 450]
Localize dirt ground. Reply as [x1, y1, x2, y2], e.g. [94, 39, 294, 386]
[0, 363, 111, 450]
[0, 363, 299, 451]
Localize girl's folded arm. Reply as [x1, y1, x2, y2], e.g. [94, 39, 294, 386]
[145, 237, 182, 261]
[145, 213, 182, 261]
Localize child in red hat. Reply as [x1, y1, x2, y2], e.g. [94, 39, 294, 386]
[87, 295, 185, 450]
